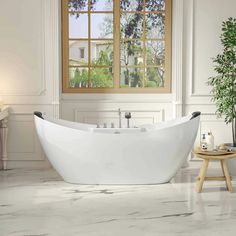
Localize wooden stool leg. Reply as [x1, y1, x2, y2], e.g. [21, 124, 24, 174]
[221, 160, 233, 192]
[196, 159, 209, 193]
[220, 160, 228, 190]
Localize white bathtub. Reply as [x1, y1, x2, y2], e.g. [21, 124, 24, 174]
[34, 112, 200, 184]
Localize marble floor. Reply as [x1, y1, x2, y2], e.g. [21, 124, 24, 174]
[1, 166, 236, 236]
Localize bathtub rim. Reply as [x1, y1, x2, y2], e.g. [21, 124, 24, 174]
[34, 111, 200, 135]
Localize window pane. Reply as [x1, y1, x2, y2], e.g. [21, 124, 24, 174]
[146, 41, 164, 66]
[91, 41, 113, 66]
[145, 0, 165, 11]
[63, 0, 171, 92]
[69, 40, 88, 66]
[121, 40, 143, 66]
[69, 67, 89, 88]
[120, 13, 143, 39]
[145, 67, 164, 87]
[68, 0, 88, 11]
[90, 67, 113, 87]
[90, 0, 113, 11]
[91, 14, 113, 38]
[120, 0, 144, 11]
[69, 13, 88, 38]
[120, 67, 144, 88]
[146, 13, 165, 39]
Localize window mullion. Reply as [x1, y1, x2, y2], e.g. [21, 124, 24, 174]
[165, 0, 172, 91]
[88, 0, 91, 87]
[113, 0, 120, 89]
[143, 0, 146, 88]
[62, 0, 70, 90]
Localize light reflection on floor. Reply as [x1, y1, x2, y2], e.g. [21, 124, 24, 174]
[0, 166, 236, 236]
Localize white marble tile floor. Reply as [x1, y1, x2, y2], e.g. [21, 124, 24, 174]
[1, 166, 236, 236]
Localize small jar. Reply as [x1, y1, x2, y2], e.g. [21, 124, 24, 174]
[206, 131, 214, 151]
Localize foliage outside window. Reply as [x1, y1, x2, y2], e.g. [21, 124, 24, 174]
[62, 0, 172, 93]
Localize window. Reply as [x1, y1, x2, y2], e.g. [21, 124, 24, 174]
[79, 48, 85, 58]
[62, 0, 172, 93]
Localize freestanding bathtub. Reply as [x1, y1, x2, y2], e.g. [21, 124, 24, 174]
[34, 111, 200, 184]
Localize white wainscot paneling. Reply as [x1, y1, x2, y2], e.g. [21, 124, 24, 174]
[0, 0, 60, 168]
[74, 109, 164, 128]
[7, 114, 44, 161]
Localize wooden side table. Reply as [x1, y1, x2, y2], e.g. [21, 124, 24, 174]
[193, 148, 236, 193]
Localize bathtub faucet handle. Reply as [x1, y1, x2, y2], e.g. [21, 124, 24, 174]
[125, 112, 131, 128]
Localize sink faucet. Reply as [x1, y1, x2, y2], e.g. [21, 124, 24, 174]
[118, 108, 122, 128]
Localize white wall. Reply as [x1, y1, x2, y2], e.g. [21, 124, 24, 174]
[0, 0, 60, 169]
[61, 0, 236, 161]
[183, 0, 236, 159]
[1, 0, 236, 169]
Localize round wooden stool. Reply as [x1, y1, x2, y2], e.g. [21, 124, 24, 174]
[193, 148, 236, 193]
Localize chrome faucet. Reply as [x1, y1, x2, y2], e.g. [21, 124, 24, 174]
[125, 112, 131, 128]
[118, 108, 122, 128]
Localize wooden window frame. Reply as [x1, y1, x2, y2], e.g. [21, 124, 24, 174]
[62, 0, 172, 93]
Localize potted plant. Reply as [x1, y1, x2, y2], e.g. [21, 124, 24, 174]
[208, 17, 236, 174]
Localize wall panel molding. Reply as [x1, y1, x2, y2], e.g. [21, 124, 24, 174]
[0, 0, 60, 168]
[74, 109, 165, 126]
[61, 94, 173, 104]
[44, 0, 60, 118]
[188, 0, 211, 98]
[186, 0, 236, 101]
[7, 113, 44, 161]
[0, 0, 46, 96]
[172, 0, 184, 118]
